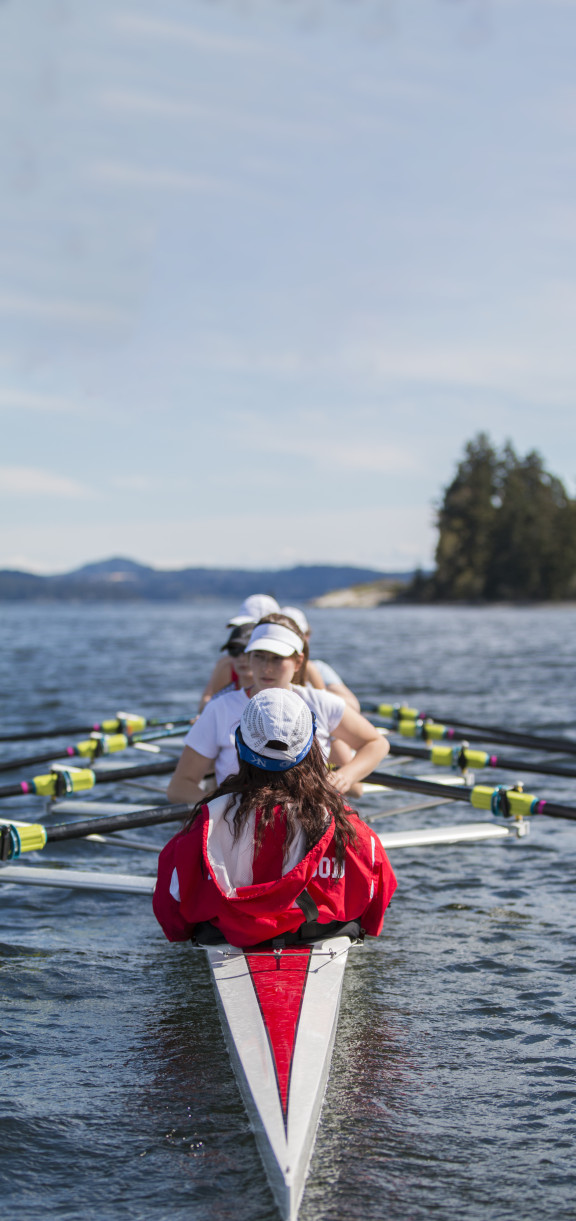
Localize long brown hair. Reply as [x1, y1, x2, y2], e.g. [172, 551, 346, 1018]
[184, 736, 357, 875]
[256, 612, 309, 686]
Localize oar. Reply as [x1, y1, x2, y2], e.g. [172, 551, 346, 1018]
[385, 739, 576, 781]
[0, 800, 192, 860]
[366, 703, 576, 757]
[0, 724, 189, 774]
[0, 757, 175, 800]
[3, 765, 576, 871]
[364, 770, 576, 822]
[0, 712, 193, 745]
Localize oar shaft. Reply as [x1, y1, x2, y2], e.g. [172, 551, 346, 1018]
[365, 771, 576, 821]
[367, 704, 576, 756]
[442, 719, 576, 756]
[366, 771, 472, 802]
[0, 715, 192, 745]
[0, 757, 175, 800]
[386, 739, 576, 780]
[0, 723, 104, 743]
[0, 725, 188, 774]
[45, 802, 192, 841]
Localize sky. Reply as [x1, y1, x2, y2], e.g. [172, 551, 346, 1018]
[1, 0, 575, 574]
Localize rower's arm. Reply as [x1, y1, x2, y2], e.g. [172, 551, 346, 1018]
[305, 660, 326, 690]
[198, 656, 233, 711]
[167, 745, 215, 805]
[328, 709, 389, 795]
[326, 681, 360, 712]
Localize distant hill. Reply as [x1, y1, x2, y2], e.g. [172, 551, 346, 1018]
[0, 557, 412, 602]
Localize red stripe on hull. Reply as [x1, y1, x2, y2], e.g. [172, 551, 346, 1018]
[246, 947, 312, 1127]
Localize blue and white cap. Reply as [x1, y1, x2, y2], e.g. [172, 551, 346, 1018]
[236, 689, 316, 772]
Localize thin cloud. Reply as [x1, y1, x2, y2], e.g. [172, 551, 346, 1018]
[100, 89, 334, 141]
[112, 475, 158, 492]
[0, 466, 92, 498]
[0, 292, 130, 327]
[0, 389, 77, 412]
[231, 421, 420, 474]
[314, 441, 419, 474]
[89, 161, 230, 194]
[339, 339, 576, 402]
[112, 13, 263, 56]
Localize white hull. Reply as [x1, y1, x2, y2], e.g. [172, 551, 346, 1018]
[205, 935, 351, 1221]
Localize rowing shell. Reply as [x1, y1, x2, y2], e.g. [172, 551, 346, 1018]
[205, 934, 352, 1221]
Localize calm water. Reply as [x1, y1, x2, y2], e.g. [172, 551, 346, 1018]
[1, 602, 576, 1221]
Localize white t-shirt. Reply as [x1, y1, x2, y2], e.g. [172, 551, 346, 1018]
[292, 684, 345, 758]
[184, 684, 345, 783]
[185, 688, 249, 784]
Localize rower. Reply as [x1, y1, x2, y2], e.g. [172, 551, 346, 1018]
[154, 687, 397, 947]
[197, 593, 280, 711]
[198, 623, 254, 711]
[167, 616, 389, 806]
[281, 606, 361, 711]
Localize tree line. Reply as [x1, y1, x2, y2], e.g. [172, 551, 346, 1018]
[410, 434, 576, 602]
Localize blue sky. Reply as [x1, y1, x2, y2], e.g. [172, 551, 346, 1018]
[1, 0, 575, 573]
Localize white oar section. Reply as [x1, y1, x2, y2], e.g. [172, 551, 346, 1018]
[205, 936, 350, 1221]
[0, 864, 156, 893]
[52, 800, 158, 815]
[378, 821, 526, 849]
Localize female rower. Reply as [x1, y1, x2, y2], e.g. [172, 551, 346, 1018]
[199, 609, 324, 710]
[198, 623, 254, 711]
[154, 687, 397, 947]
[167, 616, 389, 806]
[282, 606, 361, 711]
[197, 594, 280, 712]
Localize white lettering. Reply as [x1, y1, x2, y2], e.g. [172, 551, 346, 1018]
[313, 857, 345, 880]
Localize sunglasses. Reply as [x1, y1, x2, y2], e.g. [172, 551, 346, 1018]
[227, 644, 246, 658]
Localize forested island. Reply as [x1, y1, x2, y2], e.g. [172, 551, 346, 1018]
[313, 435, 576, 607]
[410, 434, 576, 602]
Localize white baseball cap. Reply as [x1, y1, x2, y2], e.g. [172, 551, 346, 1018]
[281, 606, 310, 635]
[245, 622, 304, 658]
[236, 688, 316, 771]
[227, 593, 280, 627]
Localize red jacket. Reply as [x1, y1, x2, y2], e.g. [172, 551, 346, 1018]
[153, 800, 396, 947]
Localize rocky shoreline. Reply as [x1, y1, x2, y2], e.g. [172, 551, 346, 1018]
[310, 578, 408, 608]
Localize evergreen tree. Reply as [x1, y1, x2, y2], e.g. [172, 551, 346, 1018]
[431, 435, 576, 601]
[433, 433, 500, 600]
[485, 447, 576, 600]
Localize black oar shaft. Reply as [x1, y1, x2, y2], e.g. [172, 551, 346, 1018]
[367, 770, 473, 801]
[0, 716, 191, 746]
[0, 748, 78, 773]
[0, 724, 102, 743]
[386, 739, 576, 780]
[365, 770, 576, 821]
[367, 704, 576, 756]
[94, 759, 174, 783]
[0, 758, 175, 800]
[45, 803, 192, 842]
[443, 720, 576, 756]
[0, 725, 187, 774]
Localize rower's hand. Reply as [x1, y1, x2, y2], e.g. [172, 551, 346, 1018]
[327, 767, 362, 797]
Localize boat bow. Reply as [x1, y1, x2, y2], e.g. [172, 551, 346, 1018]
[205, 934, 353, 1221]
